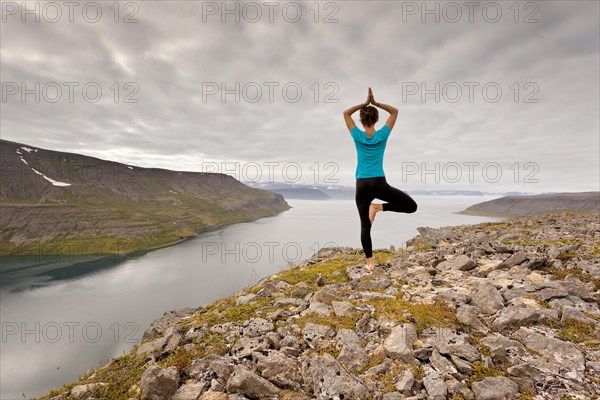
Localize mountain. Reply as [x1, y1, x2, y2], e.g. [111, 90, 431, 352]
[266, 188, 330, 200]
[31, 210, 600, 400]
[0, 140, 290, 256]
[244, 181, 549, 200]
[458, 191, 600, 217]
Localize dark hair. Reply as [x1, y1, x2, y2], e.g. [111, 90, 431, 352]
[360, 106, 378, 128]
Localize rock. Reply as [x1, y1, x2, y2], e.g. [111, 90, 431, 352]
[240, 318, 274, 338]
[142, 308, 195, 340]
[315, 274, 324, 286]
[522, 257, 548, 270]
[209, 358, 235, 383]
[471, 284, 504, 315]
[395, 369, 415, 392]
[512, 327, 586, 379]
[363, 358, 392, 375]
[236, 293, 258, 305]
[419, 327, 480, 362]
[335, 329, 369, 372]
[561, 305, 595, 323]
[70, 383, 107, 399]
[471, 376, 519, 400]
[312, 287, 346, 305]
[430, 349, 458, 377]
[299, 301, 332, 317]
[253, 350, 303, 390]
[456, 304, 489, 333]
[356, 277, 392, 290]
[506, 361, 544, 383]
[273, 298, 308, 308]
[560, 276, 595, 301]
[210, 378, 225, 391]
[449, 354, 473, 374]
[301, 323, 335, 348]
[301, 353, 370, 399]
[225, 365, 281, 400]
[434, 286, 472, 307]
[359, 291, 397, 299]
[479, 333, 526, 364]
[140, 365, 180, 400]
[199, 390, 229, 400]
[532, 286, 568, 301]
[497, 251, 529, 269]
[422, 367, 447, 399]
[136, 326, 184, 361]
[383, 324, 418, 363]
[416, 226, 458, 247]
[231, 336, 270, 358]
[492, 306, 541, 329]
[437, 255, 477, 271]
[172, 381, 208, 400]
[382, 392, 404, 400]
[331, 300, 358, 317]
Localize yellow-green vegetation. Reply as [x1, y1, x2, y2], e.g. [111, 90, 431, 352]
[292, 312, 360, 332]
[482, 221, 516, 232]
[313, 341, 341, 358]
[468, 360, 506, 383]
[545, 318, 598, 343]
[183, 295, 273, 329]
[501, 238, 583, 247]
[366, 296, 458, 333]
[270, 251, 396, 288]
[544, 266, 600, 291]
[411, 363, 425, 380]
[32, 353, 147, 400]
[271, 254, 355, 287]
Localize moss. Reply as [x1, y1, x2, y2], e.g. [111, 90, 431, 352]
[362, 351, 387, 373]
[468, 360, 506, 383]
[292, 312, 360, 332]
[544, 267, 600, 292]
[271, 253, 357, 288]
[184, 294, 273, 329]
[157, 347, 196, 371]
[557, 251, 578, 260]
[33, 353, 147, 400]
[315, 341, 341, 358]
[478, 343, 492, 357]
[545, 318, 597, 343]
[366, 297, 458, 333]
[411, 364, 425, 380]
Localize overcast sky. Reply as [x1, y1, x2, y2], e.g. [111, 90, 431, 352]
[1, 1, 598, 193]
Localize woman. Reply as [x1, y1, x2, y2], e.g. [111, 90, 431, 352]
[343, 87, 418, 272]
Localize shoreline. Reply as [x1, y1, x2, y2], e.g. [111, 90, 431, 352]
[1, 206, 292, 259]
[30, 209, 600, 400]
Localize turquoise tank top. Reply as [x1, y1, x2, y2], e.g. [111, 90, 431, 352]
[349, 124, 391, 179]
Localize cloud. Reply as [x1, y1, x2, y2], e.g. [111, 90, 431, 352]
[1, 0, 598, 192]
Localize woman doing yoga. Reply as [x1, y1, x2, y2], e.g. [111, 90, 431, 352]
[343, 87, 418, 272]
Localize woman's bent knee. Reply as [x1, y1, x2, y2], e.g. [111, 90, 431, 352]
[408, 202, 418, 213]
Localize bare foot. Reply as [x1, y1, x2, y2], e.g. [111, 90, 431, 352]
[364, 258, 375, 272]
[369, 203, 381, 224]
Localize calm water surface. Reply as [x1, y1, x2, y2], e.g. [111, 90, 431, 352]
[0, 196, 505, 399]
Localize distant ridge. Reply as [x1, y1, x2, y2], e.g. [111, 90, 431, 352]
[458, 191, 600, 217]
[0, 139, 290, 256]
[244, 181, 551, 200]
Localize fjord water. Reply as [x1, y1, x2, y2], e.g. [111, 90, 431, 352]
[0, 196, 504, 399]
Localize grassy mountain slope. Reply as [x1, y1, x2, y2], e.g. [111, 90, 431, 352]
[0, 139, 290, 256]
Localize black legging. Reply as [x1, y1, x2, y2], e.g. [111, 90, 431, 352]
[355, 176, 418, 258]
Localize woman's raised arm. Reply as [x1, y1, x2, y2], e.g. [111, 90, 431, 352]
[370, 90, 399, 131]
[343, 88, 371, 131]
